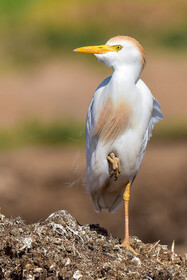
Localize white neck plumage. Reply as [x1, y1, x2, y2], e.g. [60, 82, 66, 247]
[112, 63, 142, 86]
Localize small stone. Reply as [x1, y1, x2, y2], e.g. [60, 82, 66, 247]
[73, 270, 82, 279]
[131, 256, 141, 266]
[65, 258, 71, 266]
[0, 214, 5, 219]
[49, 264, 55, 271]
[27, 274, 34, 280]
[21, 237, 32, 250]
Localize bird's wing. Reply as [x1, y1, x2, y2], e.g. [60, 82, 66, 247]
[148, 97, 164, 140]
[86, 76, 112, 167]
[137, 79, 163, 141]
[135, 79, 164, 169]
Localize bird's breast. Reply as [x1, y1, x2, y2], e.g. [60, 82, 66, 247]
[93, 97, 132, 143]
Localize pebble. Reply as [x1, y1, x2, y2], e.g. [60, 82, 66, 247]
[73, 270, 83, 279]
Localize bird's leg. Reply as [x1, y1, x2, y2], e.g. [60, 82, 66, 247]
[121, 183, 138, 255]
[107, 152, 121, 180]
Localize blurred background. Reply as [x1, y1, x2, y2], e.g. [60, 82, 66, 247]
[0, 0, 186, 255]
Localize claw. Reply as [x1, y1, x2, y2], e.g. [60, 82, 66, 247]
[107, 152, 121, 180]
[119, 239, 139, 255]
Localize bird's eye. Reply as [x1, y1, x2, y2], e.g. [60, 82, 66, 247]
[115, 45, 122, 52]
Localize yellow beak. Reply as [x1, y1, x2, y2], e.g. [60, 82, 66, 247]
[74, 44, 115, 54]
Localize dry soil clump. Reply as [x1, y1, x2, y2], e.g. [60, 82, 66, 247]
[0, 210, 186, 279]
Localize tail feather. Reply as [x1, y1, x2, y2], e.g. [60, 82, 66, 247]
[91, 186, 124, 213]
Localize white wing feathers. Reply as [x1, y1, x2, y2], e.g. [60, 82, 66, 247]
[135, 79, 163, 173]
[148, 97, 164, 140]
[86, 76, 111, 168]
[136, 79, 163, 141]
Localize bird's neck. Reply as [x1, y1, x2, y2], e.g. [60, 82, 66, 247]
[112, 64, 142, 86]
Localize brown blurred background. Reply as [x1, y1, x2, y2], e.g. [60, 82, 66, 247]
[0, 0, 186, 255]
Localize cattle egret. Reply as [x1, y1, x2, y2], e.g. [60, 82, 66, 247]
[74, 36, 163, 254]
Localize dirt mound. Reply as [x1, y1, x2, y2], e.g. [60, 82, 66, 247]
[0, 210, 186, 279]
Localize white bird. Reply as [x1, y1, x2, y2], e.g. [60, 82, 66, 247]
[74, 36, 163, 254]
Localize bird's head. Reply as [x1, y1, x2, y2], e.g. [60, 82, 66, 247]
[74, 36, 146, 71]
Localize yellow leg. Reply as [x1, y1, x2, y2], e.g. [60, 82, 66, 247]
[121, 183, 138, 255]
[107, 152, 121, 180]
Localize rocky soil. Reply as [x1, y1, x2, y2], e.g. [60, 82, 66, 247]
[0, 210, 186, 280]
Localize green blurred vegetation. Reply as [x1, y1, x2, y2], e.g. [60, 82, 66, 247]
[0, 121, 85, 150]
[153, 120, 187, 142]
[0, 0, 186, 68]
[0, 120, 186, 151]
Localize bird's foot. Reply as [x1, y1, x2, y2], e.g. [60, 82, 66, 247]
[119, 239, 139, 255]
[107, 152, 121, 180]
